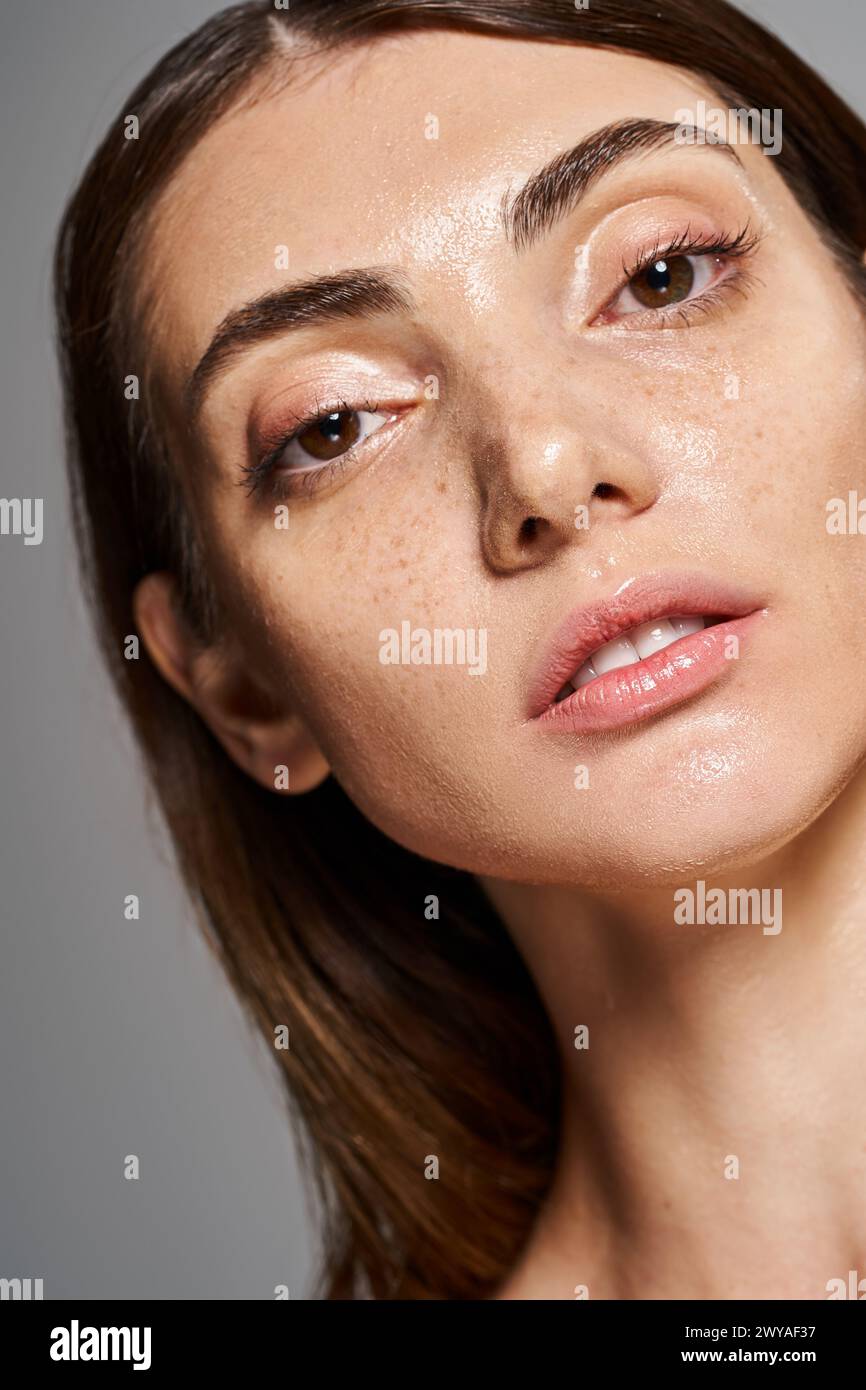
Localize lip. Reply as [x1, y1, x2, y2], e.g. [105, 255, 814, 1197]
[528, 572, 767, 734]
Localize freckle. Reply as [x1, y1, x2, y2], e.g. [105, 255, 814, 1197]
[435, 478, 446, 494]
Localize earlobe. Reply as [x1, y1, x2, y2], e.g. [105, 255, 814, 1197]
[247, 729, 331, 795]
[132, 571, 330, 795]
[242, 707, 331, 795]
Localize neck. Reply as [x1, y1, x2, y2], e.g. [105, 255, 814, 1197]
[482, 766, 866, 1300]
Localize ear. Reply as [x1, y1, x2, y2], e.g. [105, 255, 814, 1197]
[132, 572, 330, 794]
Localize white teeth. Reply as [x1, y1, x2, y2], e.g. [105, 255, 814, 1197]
[566, 613, 708, 694]
[591, 636, 640, 674]
[669, 614, 705, 636]
[629, 618, 677, 659]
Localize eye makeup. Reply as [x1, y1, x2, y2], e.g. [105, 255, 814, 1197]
[592, 221, 763, 328]
[239, 394, 404, 500]
[237, 211, 766, 502]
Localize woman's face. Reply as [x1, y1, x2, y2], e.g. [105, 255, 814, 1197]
[138, 30, 866, 888]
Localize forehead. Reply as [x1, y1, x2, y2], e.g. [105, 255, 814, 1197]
[141, 29, 719, 391]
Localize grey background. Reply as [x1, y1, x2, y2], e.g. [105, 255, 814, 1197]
[1, 0, 863, 1300]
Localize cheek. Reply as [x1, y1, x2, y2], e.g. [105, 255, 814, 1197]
[739, 318, 866, 529]
[232, 494, 503, 855]
[641, 285, 866, 621]
[611, 307, 866, 873]
[728, 309, 866, 660]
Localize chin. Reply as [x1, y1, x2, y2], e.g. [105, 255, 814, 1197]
[486, 718, 853, 891]
[548, 748, 856, 892]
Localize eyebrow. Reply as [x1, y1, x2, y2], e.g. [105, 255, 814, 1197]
[184, 118, 741, 421]
[184, 267, 414, 422]
[500, 117, 742, 253]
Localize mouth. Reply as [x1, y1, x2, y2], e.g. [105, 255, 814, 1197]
[528, 573, 766, 734]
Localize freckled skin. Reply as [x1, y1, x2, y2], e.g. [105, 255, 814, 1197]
[141, 32, 866, 889]
[134, 28, 866, 1301]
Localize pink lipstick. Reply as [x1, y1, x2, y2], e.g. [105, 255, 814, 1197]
[528, 573, 766, 734]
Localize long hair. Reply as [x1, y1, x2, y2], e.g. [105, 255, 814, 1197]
[54, 0, 866, 1298]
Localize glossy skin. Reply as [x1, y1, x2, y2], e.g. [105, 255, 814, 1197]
[134, 32, 866, 1298]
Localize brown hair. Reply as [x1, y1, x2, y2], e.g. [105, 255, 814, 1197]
[54, 0, 866, 1298]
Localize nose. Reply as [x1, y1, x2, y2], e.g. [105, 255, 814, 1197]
[473, 399, 660, 574]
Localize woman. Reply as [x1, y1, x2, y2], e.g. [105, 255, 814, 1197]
[54, 0, 866, 1299]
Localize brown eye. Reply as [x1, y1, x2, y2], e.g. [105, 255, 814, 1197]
[295, 409, 362, 461]
[270, 405, 397, 477]
[629, 255, 695, 308]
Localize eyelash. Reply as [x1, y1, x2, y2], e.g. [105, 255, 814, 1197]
[604, 221, 762, 327]
[239, 394, 387, 500]
[241, 222, 763, 500]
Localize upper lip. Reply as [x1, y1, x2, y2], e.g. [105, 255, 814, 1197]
[527, 571, 765, 718]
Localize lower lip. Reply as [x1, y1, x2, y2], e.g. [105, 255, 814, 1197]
[535, 613, 761, 734]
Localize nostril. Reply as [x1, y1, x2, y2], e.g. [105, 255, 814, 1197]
[519, 516, 542, 543]
[592, 482, 617, 500]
